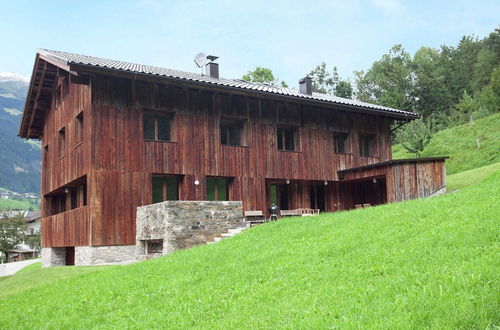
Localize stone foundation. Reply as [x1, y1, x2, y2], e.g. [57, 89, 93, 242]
[41, 247, 66, 267]
[75, 245, 137, 265]
[136, 201, 245, 259]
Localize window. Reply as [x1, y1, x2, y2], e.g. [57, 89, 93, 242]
[206, 177, 229, 201]
[144, 111, 173, 142]
[146, 239, 163, 254]
[43, 145, 49, 169]
[152, 175, 179, 203]
[76, 112, 83, 143]
[55, 86, 62, 109]
[333, 133, 349, 154]
[220, 119, 245, 146]
[359, 134, 375, 157]
[62, 77, 69, 98]
[58, 127, 65, 157]
[277, 126, 298, 151]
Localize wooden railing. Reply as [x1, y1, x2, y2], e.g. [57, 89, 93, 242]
[41, 206, 89, 247]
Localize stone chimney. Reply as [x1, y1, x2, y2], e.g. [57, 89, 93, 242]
[299, 76, 312, 95]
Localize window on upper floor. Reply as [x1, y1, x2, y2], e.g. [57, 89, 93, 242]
[55, 85, 62, 109]
[144, 110, 174, 142]
[152, 175, 180, 203]
[206, 177, 230, 201]
[220, 118, 245, 146]
[359, 134, 375, 157]
[43, 145, 49, 170]
[75, 111, 84, 144]
[333, 133, 350, 154]
[277, 126, 298, 151]
[58, 127, 65, 158]
[62, 77, 69, 98]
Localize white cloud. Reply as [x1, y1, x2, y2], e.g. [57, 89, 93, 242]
[0, 72, 30, 83]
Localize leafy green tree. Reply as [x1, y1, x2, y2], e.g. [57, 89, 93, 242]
[335, 80, 353, 98]
[242, 67, 288, 87]
[25, 230, 41, 253]
[396, 119, 431, 157]
[412, 47, 451, 124]
[308, 62, 353, 98]
[0, 213, 27, 262]
[355, 45, 413, 110]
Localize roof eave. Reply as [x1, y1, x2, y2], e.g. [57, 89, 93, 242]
[69, 62, 419, 120]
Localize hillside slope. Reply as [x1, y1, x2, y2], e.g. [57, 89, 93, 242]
[393, 112, 500, 174]
[1, 172, 498, 328]
[0, 73, 40, 194]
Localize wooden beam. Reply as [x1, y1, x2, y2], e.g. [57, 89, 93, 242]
[27, 62, 47, 138]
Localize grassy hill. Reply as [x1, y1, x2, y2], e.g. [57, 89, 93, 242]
[393, 112, 500, 175]
[447, 162, 500, 191]
[1, 172, 499, 328]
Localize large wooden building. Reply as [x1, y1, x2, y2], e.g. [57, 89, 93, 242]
[19, 50, 446, 265]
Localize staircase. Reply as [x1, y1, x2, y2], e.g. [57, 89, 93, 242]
[207, 222, 251, 244]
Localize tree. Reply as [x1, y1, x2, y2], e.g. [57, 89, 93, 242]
[308, 62, 353, 97]
[358, 45, 414, 111]
[242, 67, 288, 87]
[396, 119, 431, 157]
[0, 213, 27, 262]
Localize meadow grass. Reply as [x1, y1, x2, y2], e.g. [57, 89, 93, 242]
[0, 173, 499, 329]
[447, 162, 500, 191]
[393, 112, 500, 174]
[0, 262, 111, 297]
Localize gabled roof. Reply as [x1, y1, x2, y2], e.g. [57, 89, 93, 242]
[20, 49, 418, 138]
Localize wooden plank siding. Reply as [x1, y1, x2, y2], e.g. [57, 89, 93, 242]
[39, 71, 445, 248]
[41, 206, 89, 247]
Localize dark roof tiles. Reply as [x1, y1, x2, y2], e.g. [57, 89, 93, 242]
[38, 49, 418, 118]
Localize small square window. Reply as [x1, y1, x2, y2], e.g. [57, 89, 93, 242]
[144, 111, 173, 142]
[220, 119, 245, 146]
[146, 239, 163, 254]
[360, 134, 375, 157]
[277, 126, 298, 151]
[152, 175, 180, 203]
[333, 133, 349, 154]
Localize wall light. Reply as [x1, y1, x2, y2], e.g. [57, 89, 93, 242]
[194, 180, 200, 186]
[372, 178, 377, 184]
[286, 179, 290, 184]
[324, 180, 328, 186]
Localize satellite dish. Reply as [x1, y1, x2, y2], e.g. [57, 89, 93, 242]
[194, 53, 208, 68]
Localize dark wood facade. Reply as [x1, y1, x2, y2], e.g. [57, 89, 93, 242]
[20, 54, 447, 248]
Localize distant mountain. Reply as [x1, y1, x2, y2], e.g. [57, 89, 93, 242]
[0, 73, 40, 194]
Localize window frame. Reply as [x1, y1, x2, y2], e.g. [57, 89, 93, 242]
[333, 132, 350, 154]
[143, 110, 175, 142]
[359, 134, 376, 157]
[58, 127, 66, 158]
[152, 174, 180, 203]
[206, 177, 231, 201]
[277, 126, 299, 152]
[75, 111, 84, 145]
[220, 118, 246, 147]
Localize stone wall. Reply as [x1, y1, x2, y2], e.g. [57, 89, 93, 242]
[41, 247, 66, 267]
[75, 245, 137, 265]
[136, 201, 245, 259]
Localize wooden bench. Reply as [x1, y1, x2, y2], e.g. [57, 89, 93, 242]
[280, 209, 301, 217]
[296, 208, 320, 216]
[244, 210, 266, 226]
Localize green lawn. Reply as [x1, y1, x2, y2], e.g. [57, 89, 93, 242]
[393, 112, 500, 175]
[1, 173, 499, 328]
[447, 162, 500, 191]
[0, 262, 111, 297]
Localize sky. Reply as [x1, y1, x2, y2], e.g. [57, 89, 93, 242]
[0, 0, 498, 86]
